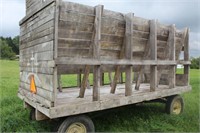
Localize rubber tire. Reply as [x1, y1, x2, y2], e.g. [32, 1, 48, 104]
[57, 115, 95, 133]
[166, 95, 184, 115]
[29, 108, 36, 120]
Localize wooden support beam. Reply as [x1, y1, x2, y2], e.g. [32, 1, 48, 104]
[149, 19, 157, 92]
[77, 73, 81, 87]
[53, 0, 60, 107]
[108, 72, 113, 86]
[168, 24, 176, 89]
[124, 13, 133, 96]
[79, 66, 90, 98]
[93, 5, 103, 101]
[57, 75, 62, 92]
[184, 28, 190, 86]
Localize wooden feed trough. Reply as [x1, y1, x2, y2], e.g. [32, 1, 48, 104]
[18, 0, 191, 132]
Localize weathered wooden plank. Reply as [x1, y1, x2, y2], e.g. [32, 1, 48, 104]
[59, 20, 94, 33]
[20, 66, 54, 75]
[124, 13, 133, 96]
[61, 1, 94, 15]
[20, 81, 53, 101]
[20, 40, 53, 55]
[21, 24, 54, 43]
[149, 20, 157, 92]
[168, 24, 176, 89]
[21, 20, 54, 41]
[79, 66, 90, 98]
[93, 5, 103, 101]
[60, 11, 95, 24]
[183, 28, 190, 86]
[58, 48, 90, 58]
[20, 60, 55, 68]
[20, 34, 54, 49]
[21, 3, 55, 35]
[18, 88, 53, 107]
[20, 51, 53, 62]
[20, 0, 55, 25]
[20, 71, 54, 91]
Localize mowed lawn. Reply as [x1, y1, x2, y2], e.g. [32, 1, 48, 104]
[0, 60, 199, 132]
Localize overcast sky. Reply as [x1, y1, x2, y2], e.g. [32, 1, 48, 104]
[0, 0, 199, 57]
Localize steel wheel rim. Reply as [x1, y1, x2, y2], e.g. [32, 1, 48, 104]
[66, 122, 86, 133]
[172, 100, 182, 114]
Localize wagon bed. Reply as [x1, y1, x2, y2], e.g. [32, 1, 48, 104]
[18, 0, 191, 121]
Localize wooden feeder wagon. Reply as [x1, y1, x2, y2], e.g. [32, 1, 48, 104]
[18, 0, 191, 132]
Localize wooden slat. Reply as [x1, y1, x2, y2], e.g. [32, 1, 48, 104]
[20, 0, 55, 25]
[18, 88, 53, 107]
[93, 5, 103, 101]
[149, 20, 157, 92]
[79, 66, 90, 98]
[184, 28, 190, 86]
[20, 81, 53, 101]
[168, 24, 176, 89]
[124, 13, 133, 96]
[20, 71, 54, 91]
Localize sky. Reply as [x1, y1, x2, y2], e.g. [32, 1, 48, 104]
[0, 0, 199, 57]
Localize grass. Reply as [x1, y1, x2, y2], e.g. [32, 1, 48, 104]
[0, 60, 199, 132]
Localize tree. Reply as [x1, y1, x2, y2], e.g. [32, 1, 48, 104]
[0, 39, 16, 59]
[190, 57, 200, 69]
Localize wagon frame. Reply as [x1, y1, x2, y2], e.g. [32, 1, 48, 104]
[18, 0, 191, 131]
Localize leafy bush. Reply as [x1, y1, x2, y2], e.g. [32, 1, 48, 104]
[190, 57, 200, 69]
[0, 36, 19, 60]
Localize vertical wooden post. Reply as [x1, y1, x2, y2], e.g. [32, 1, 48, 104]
[79, 66, 90, 98]
[53, 0, 60, 106]
[169, 24, 176, 88]
[100, 72, 104, 86]
[58, 75, 62, 92]
[149, 20, 157, 92]
[124, 13, 133, 96]
[77, 72, 81, 87]
[184, 28, 190, 86]
[93, 5, 103, 101]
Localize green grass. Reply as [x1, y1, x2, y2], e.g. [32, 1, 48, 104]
[0, 60, 199, 132]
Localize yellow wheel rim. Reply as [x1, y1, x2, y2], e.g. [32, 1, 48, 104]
[172, 100, 182, 114]
[66, 122, 86, 133]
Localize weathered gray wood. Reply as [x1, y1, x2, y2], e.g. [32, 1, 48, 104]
[35, 109, 49, 121]
[149, 20, 157, 91]
[18, 88, 53, 107]
[20, 0, 55, 25]
[168, 24, 176, 89]
[20, 81, 53, 101]
[183, 28, 190, 86]
[20, 71, 54, 92]
[93, 5, 103, 101]
[124, 13, 133, 96]
[79, 65, 90, 98]
[57, 75, 62, 92]
[50, 84, 191, 118]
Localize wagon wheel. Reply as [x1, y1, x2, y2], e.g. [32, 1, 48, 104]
[58, 115, 95, 133]
[166, 95, 184, 115]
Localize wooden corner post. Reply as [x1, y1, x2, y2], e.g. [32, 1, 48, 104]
[124, 13, 134, 96]
[53, 0, 61, 106]
[150, 20, 157, 92]
[93, 5, 103, 101]
[169, 24, 176, 88]
[184, 28, 190, 86]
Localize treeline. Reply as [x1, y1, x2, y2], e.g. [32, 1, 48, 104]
[190, 57, 200, 69]
[0, 36, 19, 59]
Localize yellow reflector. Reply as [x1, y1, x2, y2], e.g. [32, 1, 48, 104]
[30, 75, 37, 94]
